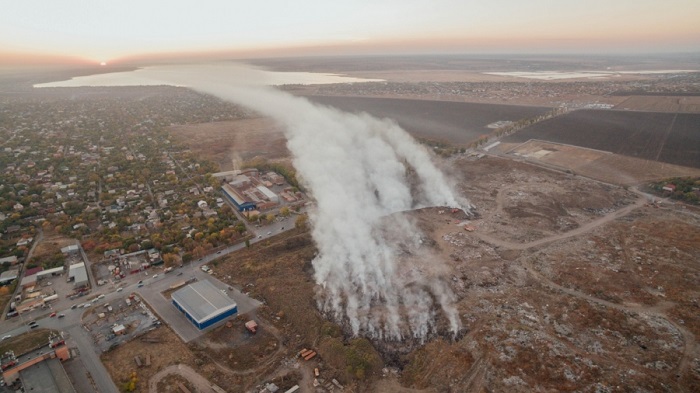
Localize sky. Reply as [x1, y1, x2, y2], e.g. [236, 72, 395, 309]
[2, 0, 699, 65]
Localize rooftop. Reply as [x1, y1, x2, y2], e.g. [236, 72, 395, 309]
[20, 357, 76, 393]
[172, 280, 236, 324]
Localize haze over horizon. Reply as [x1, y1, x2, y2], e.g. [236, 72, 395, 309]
[2, 0, 700, 66]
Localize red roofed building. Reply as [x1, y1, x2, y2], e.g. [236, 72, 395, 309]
[24, 266, 43, 277]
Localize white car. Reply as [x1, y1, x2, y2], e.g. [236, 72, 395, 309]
[152, 274, 158, 278]
[1, 335, 11, 341]
[116, 287, 123, 292]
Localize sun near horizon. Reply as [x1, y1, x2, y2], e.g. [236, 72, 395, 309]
[1, 0, 700, 66]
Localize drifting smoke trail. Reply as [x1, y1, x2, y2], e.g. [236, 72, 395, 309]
[151, 64, 470, 340]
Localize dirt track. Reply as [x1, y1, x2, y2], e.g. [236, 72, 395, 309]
[471, 188, 648, 250]
[149, 364, 216, 393]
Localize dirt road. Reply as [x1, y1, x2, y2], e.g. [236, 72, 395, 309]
[149, 364, 217, 393]
[471, 185, 695, 381]
[473, 190, 647, 250]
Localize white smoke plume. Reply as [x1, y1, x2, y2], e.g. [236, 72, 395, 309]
[150, 64, 470, 340]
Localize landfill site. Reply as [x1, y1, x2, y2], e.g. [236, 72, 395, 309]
[99, 153, 700, 392]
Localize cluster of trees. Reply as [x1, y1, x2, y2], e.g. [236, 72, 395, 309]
[650, 177, 700, 204]
[242, 158, 302, 191]
[468, 107, 569, 149]
[26, 252, 65, 270]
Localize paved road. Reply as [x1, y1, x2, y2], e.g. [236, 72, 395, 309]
[1, 310, 119, 393]
[0, 226, 288, 391]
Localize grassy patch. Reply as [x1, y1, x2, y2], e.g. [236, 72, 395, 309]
[0, 328, 56, 356]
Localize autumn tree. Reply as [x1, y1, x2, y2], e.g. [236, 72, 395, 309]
[279, 206, 290, 217]
[295, 214, 308, 230]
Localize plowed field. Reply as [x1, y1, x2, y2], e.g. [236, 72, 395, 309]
[503, 109, 700, 168]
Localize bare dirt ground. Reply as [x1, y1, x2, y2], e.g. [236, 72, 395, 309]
[101, 153, 699, 392]
[31, 235, 77, 260]
[500, 140, 700, 185]
[375, 156, 699, 392]
[168, 118, 288, 171]
[101, 326, 197, 392]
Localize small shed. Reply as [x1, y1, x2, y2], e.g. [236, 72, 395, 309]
[113, 324, 126, 335]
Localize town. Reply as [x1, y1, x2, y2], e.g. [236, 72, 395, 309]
[0, 87, 310, 392]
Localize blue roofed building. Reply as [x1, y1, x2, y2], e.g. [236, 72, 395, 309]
[172, 280, 237, 329]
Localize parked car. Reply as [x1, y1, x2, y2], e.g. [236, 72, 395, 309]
[2, 335, 12, 341]
[57, 314, 65, 318]
[116, 287, 123, 292]
[71, 304, 78, 309]
[137, 283, 144, 288]
[152, 274, 158, 279]
[49, 312, 57, 317]
[29, 324, 39, 329]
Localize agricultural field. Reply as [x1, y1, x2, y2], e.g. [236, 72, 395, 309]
[307, 96, 551, 145]
[503, 109, 700, 169]
[500, 140, 700, 185]
[614, 95, 700, 113]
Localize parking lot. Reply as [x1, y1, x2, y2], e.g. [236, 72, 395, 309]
[136, 268, 262, 342]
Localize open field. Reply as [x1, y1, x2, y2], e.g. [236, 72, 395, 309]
[101, 325, 197, 392]
[168, 118, 288, 171]
[502, 109, 700, 169]
[31, 235, 76, 260]
[501, 140, 700, 185]
[615, 95, 700, 113]
[307, 96, 551, 145]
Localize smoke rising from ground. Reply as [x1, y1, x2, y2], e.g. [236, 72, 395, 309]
[152, 64, 470, 340]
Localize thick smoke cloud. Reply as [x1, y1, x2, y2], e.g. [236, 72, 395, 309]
[151, 64, 470, 340]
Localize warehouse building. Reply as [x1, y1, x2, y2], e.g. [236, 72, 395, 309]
[68, 262, 89, 288]
[221, 183, 257, 212]
[171, 280, 237, 329]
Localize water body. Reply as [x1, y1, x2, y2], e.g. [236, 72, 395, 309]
[33, 63, 383, 88]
